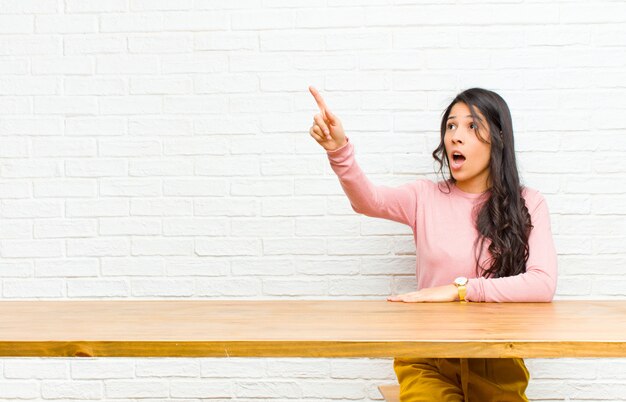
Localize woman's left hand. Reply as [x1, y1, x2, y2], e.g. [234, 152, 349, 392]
[387, 285, 459, 302]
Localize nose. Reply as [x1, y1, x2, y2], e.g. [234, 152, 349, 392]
[450, 128, 465, 144]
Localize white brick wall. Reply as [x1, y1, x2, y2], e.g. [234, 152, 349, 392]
[1, 0, 625, 400]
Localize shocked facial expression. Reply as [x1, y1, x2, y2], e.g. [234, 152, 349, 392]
[444, 102, 492, 194]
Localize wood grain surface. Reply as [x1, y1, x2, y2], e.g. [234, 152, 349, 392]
[1, 300, 624, 358]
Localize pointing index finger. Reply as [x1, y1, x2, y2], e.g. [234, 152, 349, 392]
[308, 86, 329, 119]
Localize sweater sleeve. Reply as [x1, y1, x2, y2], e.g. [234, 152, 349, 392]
[326, 136, 418, 229]
[465, 192, 558, 302]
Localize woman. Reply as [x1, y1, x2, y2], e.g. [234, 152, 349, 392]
[307, 85, 558, 401]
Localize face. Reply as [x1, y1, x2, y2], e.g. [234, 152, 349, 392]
[444, 102, 492, 194]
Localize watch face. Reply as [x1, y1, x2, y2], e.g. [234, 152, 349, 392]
[454, 277, 468, 286]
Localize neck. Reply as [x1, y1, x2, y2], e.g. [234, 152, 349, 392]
[455, 176, 490, 194]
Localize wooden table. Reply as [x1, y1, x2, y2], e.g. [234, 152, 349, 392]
[1, 300, 625, 358]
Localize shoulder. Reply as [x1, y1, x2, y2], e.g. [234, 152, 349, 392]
[412, 178, 441, 194]
[391, 178, 440, 198]
[406, 178, 453, 203]
[521, 185, 549, 214]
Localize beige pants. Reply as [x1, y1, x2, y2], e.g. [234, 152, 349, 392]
[393, 357, 530, 402]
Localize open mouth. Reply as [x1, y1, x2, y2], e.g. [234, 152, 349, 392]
[451, 152, 466, 169]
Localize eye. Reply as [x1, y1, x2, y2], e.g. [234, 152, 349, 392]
[447, 123, 477, 130]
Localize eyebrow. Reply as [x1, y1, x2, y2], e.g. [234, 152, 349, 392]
[447, 115, 473, 120]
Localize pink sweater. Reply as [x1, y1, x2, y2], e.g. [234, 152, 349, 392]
[327, 136, 558, 302]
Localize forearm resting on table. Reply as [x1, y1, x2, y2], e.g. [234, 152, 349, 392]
[466, 267, 557, 303]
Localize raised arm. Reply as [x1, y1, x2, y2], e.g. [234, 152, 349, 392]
[308, 86, 418, 228]
[465, 193, 558, 302]
[326, 137, 418, 227]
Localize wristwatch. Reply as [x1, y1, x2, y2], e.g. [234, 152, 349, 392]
[453, 276, 468, 302]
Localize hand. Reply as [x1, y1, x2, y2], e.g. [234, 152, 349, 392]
[308, 85, 347, 152]
[387, 285, 459, 303]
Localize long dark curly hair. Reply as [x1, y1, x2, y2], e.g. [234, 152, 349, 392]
[431, 88, 533, 279]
